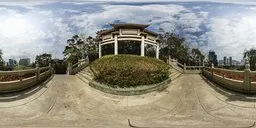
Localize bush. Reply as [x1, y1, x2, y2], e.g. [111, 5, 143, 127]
[90, 55, 170, 88]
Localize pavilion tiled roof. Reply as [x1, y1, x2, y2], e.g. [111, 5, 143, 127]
[110, 23, 150, 29]
[97, 23, 158, 36]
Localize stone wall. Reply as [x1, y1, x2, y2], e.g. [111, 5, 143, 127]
[89, 77, 172, 96]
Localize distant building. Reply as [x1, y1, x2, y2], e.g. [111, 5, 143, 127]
[224, 56, 227, 65]
[19, 58, 30, 66]
[240, 59, 245, 65]
[8, 59, 17, 67]
[208, 51, 218, 66]
[229, 56, 232, 66]
[218, 60, 224, 65]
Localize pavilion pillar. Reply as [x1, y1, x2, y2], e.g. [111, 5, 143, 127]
[114, 35, 118, 55]
[156, 43, 159, 59]
[141, 36, 145, 56]
[99, 44, 102, 58]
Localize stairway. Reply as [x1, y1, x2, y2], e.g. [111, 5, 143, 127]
[168, 60, 183, 81]
[76, 67, 93, 83]
[169, 68, 182, 81]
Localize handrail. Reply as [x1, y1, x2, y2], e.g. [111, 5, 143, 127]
[208, 67, 244, 74]
[186, 66, 204, 68]
[67, 58, 89, 75]
[201, 65, 256, 94]
[39, 67, 50, 71]
[0, 68, 37, 75]
[0, 64, 54, 93]
[0, 65, 52, 81]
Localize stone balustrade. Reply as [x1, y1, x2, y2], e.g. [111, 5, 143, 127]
[0, 64, 54, 93]
[67, 58, 89, 75]
[202, 61, 256, 94]
[169, 57, 256, 93]
[169, 58, 203, 74]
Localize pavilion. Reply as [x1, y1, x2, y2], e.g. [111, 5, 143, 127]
[97, 23, 160, 59]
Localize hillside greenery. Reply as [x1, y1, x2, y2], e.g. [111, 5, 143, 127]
[90, 55, 170, 88]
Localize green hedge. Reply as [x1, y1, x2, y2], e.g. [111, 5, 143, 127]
[90, 55, 170, 88]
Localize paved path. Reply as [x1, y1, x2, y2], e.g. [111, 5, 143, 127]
[0, 74, 256, 127]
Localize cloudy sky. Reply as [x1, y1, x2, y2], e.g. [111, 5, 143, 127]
[0, 0, 256, 61]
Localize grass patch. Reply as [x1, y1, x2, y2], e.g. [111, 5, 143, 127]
[90, 54, 170, 88]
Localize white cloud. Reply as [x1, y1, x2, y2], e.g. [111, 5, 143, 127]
[0, 1, 56, 9]
[192, 6, 202, 9]
[201, 15, 256, 60]
[0, 8, 72, 61]
[1, 1, 255, 62]
[70, 4, 188, 36]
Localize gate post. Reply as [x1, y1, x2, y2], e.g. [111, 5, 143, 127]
[184, 63, 186, 73]
[36, 63, 40, 84]
[67, 62, 72, 75]
[244, 60, 251, 93]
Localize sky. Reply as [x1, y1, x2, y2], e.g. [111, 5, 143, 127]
[0, 0, 256, 62]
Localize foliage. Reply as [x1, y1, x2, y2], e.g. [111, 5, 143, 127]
[52, 59, 67, 74]
[158, 28, 204, 65]
[0, 64, 34, 82]
[118, 40, 141, 55]
[0, 49, 4, 70]
[35, 53, 52, 67]
[145, 44, 156, 58]
[63, 35, 99, 64]
[13, 65, 33, 70]
[244, 48, 256, 71]
[190, 48, 205, 66]
[90, 55, 170, 88]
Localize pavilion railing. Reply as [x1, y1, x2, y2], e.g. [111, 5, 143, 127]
[0, 64, 54, 93]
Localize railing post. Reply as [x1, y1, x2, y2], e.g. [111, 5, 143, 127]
[49, 63, 53, 74]
[67, 62, 72, 75]
[36, 63, 40, 84]
[168, 55, 171, 64]
[244, 61, 251, 93]
[184, 63, 186, 73]
[211, 64, 214, 79]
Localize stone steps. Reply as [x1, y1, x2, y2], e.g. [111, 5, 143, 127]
[170, 68, 182, 81]
[76, 67, 93, 83]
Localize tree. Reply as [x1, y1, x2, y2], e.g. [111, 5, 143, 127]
[158, 29, 190, 64]
[190, 48, 205, 66]
[63, 35, 99, 64]
[63, 35, 84, 64]
[158, 28, 205, 65]
[35, 53, 52, 67]
[0, 49, 5, 70]
[244, 48, 256, 71]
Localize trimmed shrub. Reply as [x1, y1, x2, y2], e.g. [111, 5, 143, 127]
[90, 54, 170, 88]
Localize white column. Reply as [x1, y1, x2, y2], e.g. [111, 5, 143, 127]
[114, 35, 118, 55]
[156, 43, 159, 59]
[99, 44, 102, 58]
[141, 36, 145, 56]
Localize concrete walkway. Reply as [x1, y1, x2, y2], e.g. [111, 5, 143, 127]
[0, 74, 256, 127]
